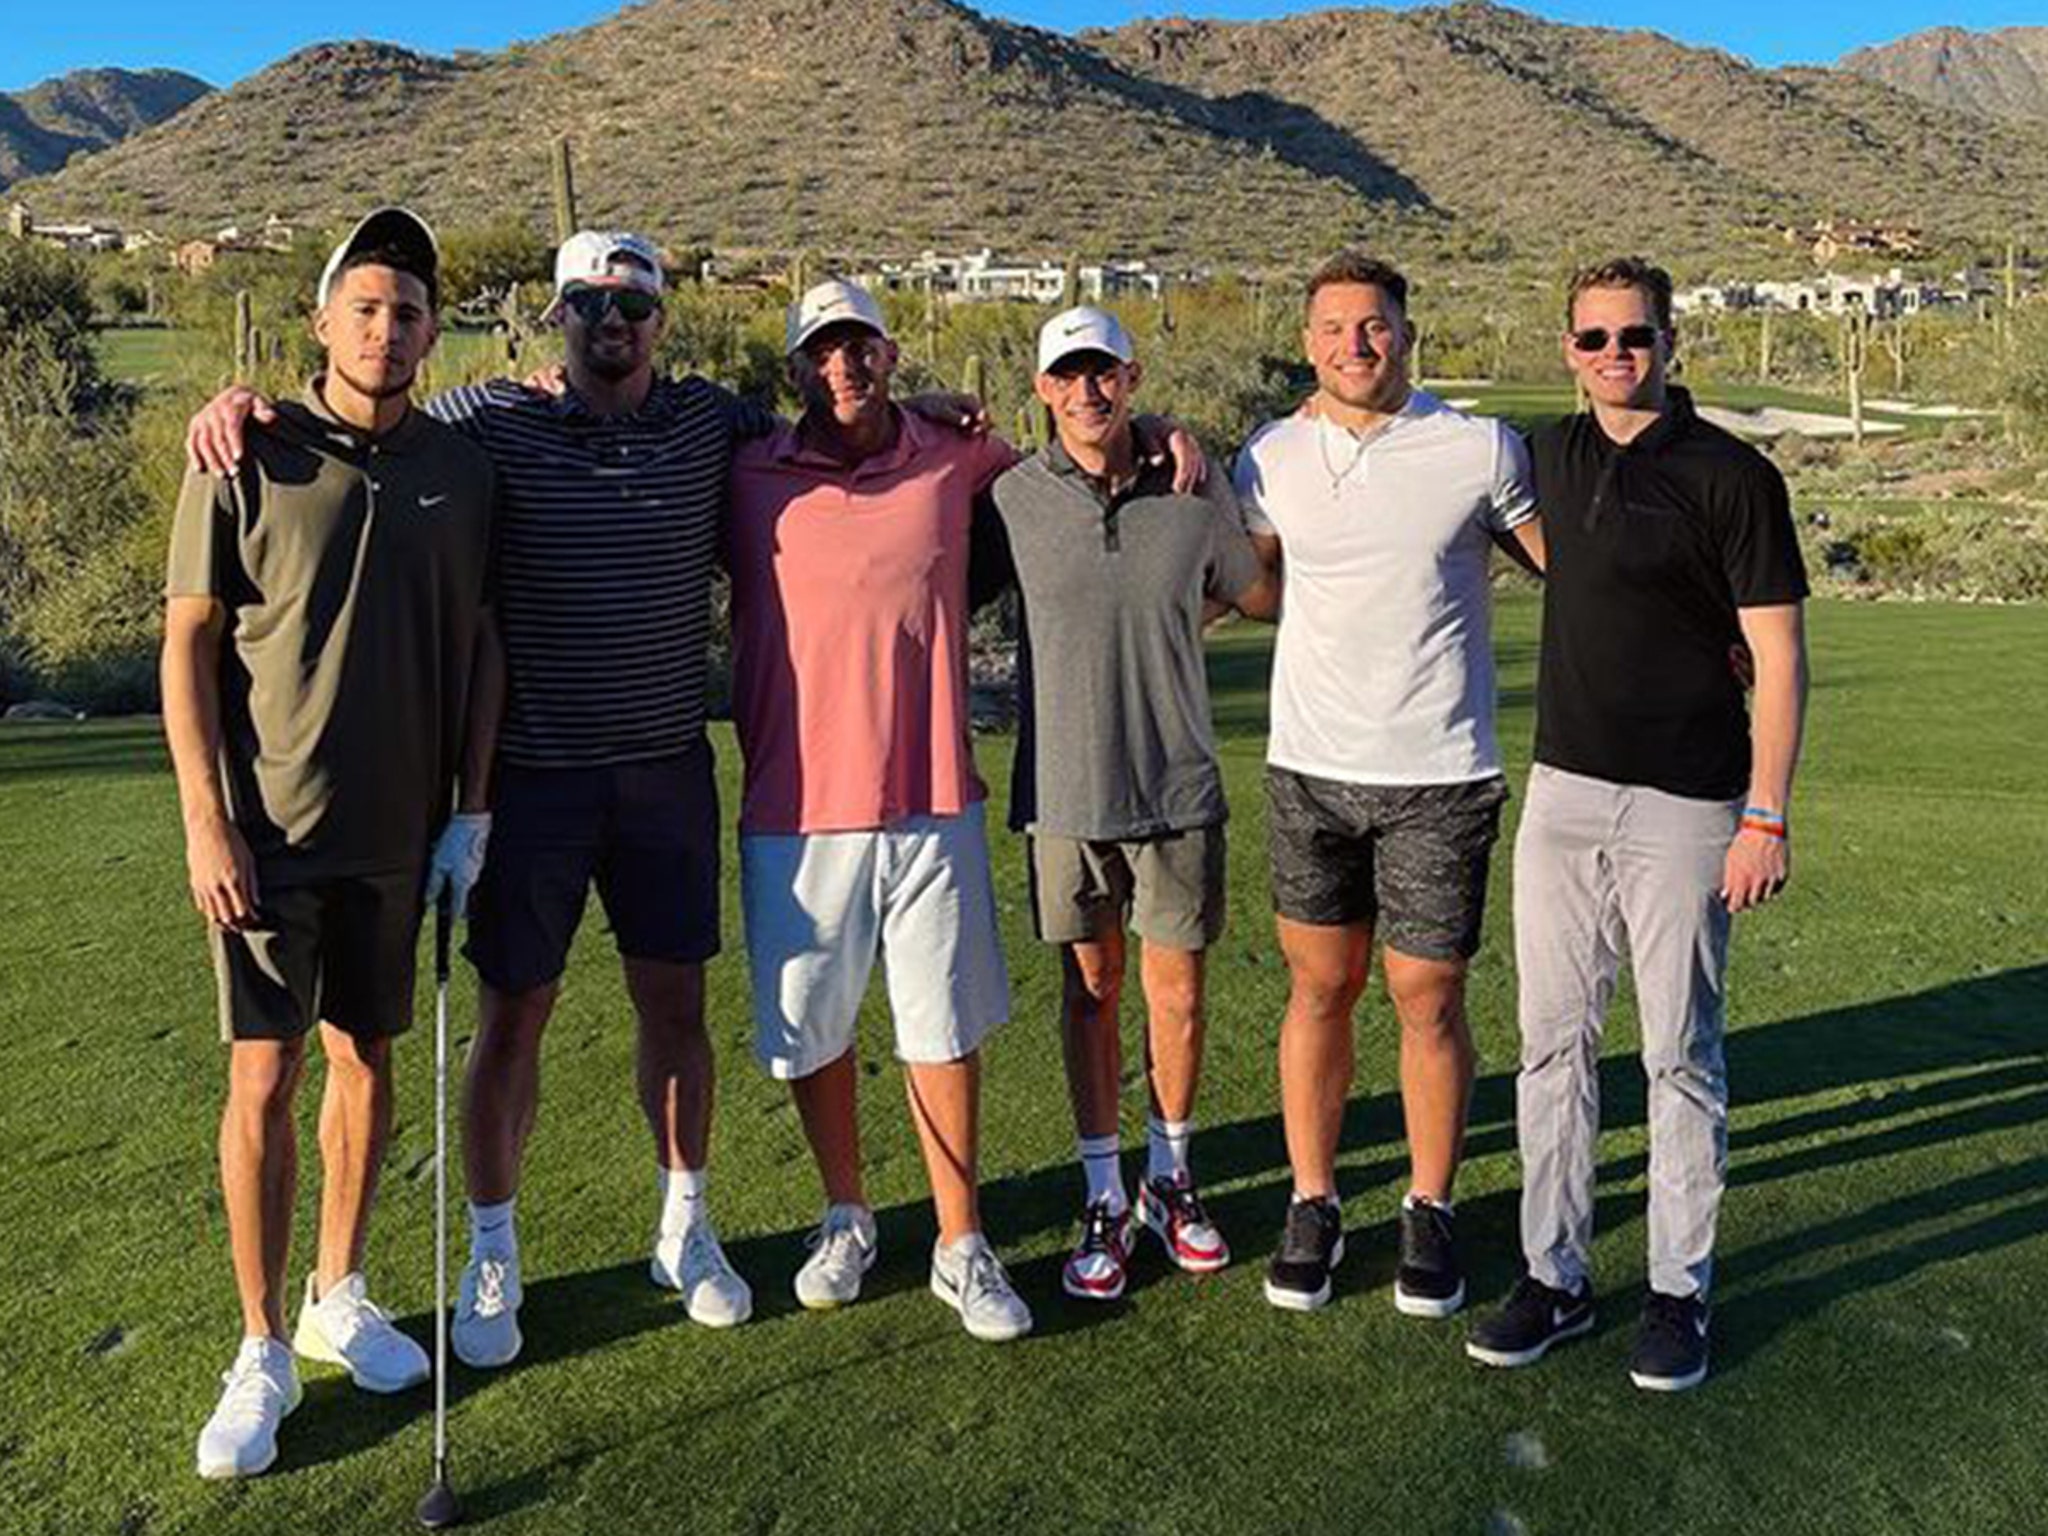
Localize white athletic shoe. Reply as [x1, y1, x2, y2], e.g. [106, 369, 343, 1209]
[794, 1203, 878, 1310]
[651, 1219, 753, 1327]
[196, 1337, 301, 1480]
[291, 1272, 429, 1392]
[930, 1234, 1033, 1343]
[453, 1250, 524, 1368]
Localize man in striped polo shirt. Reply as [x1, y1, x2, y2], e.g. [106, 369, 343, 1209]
[187, 232, 768, 1365]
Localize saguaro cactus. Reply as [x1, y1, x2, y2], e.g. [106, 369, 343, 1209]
[1841, 307, 1870, 447]
[1757, 306, 1774, 384]
[233, 290, 254, 382]
[961, 352, 986, 405]
[551, 134, 578, 244]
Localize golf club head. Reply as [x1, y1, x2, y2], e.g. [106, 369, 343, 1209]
[416, 1477, 461, 1529]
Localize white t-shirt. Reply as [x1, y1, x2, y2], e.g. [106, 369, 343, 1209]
[1232, 390, 1537, 786]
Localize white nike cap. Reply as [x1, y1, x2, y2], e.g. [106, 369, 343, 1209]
[542, 230, 665, 321]
[1037, 305, 1136, 374]
[786, 278, 890, 355]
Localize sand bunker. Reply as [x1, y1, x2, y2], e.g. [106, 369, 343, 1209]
[1697, 405, 1904, 440]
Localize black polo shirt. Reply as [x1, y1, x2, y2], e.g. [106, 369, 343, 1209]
[1530, 388, 1808, 801]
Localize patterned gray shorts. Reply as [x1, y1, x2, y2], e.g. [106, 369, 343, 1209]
[1265, 767, 1509, 960]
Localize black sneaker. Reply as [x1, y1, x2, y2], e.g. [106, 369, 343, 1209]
[1262, 1197, 1344, 1312]
[1629, 1291, 1710, 1392]
[1465, 1273, 1597, 1367]
[1393, 1197, 1465, 1318]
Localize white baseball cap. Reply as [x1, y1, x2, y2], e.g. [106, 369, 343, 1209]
[543, 230, 665, 320]
[1037, 306, 1136, 374]
[317, 206, 439, 308]
[786, 279, 890, 355]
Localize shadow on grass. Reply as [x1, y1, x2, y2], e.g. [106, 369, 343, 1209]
[0, 719, 166, 782]
[277, 964, 2041, 1487]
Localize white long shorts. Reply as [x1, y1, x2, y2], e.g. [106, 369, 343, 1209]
[740, 804, 1010, 1080]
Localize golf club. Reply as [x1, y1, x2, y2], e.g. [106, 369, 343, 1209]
[417, 893, 460, 1530]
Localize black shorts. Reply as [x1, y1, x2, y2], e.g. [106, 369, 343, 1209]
[210, 867, 424, 1042]
[467, 745, 722, 991]
[1265, 767, 1508, 961]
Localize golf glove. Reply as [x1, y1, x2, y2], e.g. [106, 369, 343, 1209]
[425, 812, 492, 920]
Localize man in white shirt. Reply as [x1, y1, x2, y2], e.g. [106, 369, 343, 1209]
[1232, 250, 1544, 1316]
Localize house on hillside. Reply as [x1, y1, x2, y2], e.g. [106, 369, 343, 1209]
[868, 248, 1175, 305]
[6, 203, 126, 251]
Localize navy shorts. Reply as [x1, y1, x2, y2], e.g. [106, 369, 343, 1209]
[467, 745, 721, 991]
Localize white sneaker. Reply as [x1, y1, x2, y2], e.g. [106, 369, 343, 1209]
[794, 1203, 878, 1310]
[651, 1219, 753, 1327]
[453, 1249, 524, 1368]
[930, 1234, 1033, 1343]
[291, 1272, 430, 1392]
[196, 1337, 301, 1479]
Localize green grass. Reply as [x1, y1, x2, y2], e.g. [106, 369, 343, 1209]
[2, 595, 2045, 1535]
[92, 327, 190, 385]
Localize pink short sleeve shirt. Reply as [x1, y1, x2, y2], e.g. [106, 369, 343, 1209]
[728, 410, 1018, 834]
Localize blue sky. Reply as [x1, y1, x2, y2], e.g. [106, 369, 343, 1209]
[4, 0, 2039, 93]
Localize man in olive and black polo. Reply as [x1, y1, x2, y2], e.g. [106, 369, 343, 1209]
[1465, 256, 1808, 1392]
[163, 208, 498, 1479]
[986, 306, 1277, 1302]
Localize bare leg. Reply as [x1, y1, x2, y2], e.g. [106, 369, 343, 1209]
[312, 1024, 395, 1292]
[1139, 942, 1206, 1125]
[1060, 925, 1126, 1141]
[462, 980, 557, 1205]
[1276, 918, 1373, 1200]
[624, 959, 711, 1171]
[1383, 949, 1475, 1204]
[906, 1055, 982, 1244]
[221, 1038, 306, 1339]
[791, 1047, 866, 1210]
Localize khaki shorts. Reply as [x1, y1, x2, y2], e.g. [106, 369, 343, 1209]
[1028, 825, 1226, 951]
[209, 867, 424, 1042]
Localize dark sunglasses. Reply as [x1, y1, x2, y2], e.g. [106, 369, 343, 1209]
[1570, 324, 1662, 354]
[565, 286, 661, 324]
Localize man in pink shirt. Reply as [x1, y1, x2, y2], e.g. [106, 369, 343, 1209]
[727, 280, 1032, 1341]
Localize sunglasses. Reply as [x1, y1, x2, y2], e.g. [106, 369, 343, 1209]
[565, 286, 661, 324]
[1570, 324, 1662, 354]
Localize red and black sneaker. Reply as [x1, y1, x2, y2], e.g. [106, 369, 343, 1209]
[1138, 1174, 1231, 1273]
[1061, 1201, 1133, 1301]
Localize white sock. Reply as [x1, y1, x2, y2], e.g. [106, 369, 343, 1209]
[470, 1197, 517, 1260]
[1077, 1134, 1127, 1214]
[1404, 1190, 1453, 1214]
[1292, 1189, 1338, 1211]
[658, 1166, 707, 1238]
[1147, 1116, 1192, 1184]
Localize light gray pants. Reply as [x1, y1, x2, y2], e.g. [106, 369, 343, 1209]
[1513, 764, 1741, 1300]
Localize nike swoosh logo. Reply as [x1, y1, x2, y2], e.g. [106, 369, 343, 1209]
[419, 494, 449, 508]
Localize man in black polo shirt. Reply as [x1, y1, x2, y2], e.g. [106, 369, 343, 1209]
[1465, 257, 1808, 1392]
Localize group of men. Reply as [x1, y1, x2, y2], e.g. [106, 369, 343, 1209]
[166, 207, 1807, 1480]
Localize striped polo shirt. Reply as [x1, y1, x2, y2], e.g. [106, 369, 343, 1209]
[429, 376, 771, 769]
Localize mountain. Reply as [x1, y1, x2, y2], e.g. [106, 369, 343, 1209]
[1842, 26, 2048, 123]
[0, 67, 212, 191]
[14, 1, 2048, 266]
[1091, 5, 2048, 260]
